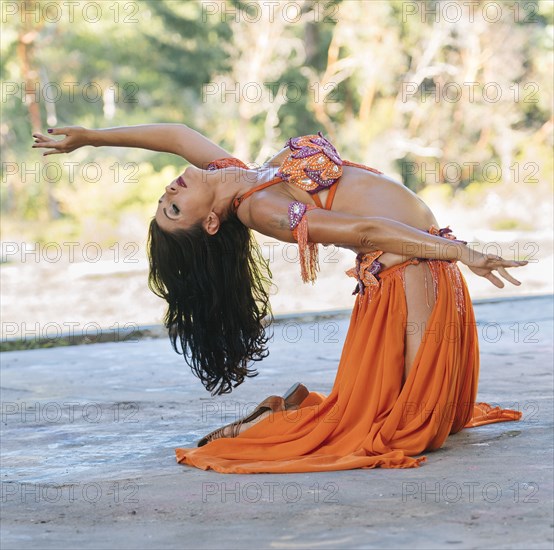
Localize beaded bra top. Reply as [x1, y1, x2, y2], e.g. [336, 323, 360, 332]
[276, 132, 343, 194]
[207, 132, 382, 212]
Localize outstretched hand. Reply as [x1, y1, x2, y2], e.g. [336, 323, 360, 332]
[32, 126, 90, 156]
[463, 249, 528, 288]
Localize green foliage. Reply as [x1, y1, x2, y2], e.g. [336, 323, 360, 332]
[2, 0, 552, 244]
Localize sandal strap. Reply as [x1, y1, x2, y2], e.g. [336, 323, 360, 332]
[198, 396, 286, 446]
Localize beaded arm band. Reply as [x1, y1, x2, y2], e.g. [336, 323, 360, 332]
[288, 201, 320, 284]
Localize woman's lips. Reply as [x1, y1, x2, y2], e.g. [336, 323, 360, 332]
[177, 176, 187, 188]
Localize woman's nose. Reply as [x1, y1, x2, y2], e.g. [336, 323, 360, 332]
[165, 184, 177, 194]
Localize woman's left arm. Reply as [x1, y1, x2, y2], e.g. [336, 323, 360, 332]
[32, 124, 233, 168]
[247, 197, 527, 287]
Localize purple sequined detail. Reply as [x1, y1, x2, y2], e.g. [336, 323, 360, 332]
[308, 132, 343, 165]
[303, 168, 337, 193]
[369, 260, 383, 276]
[433, 226, 467, 244]
[288, 144, 319, 159]
[288, 201, 307, 231]
[285, 132, 343, 167]
[276, 132, 343, 194]
[348, 253, 383, 296]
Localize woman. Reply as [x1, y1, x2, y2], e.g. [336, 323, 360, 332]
[32, 124, 526, 473]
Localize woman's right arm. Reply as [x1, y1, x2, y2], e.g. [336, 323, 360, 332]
[32, 124, 233, 168]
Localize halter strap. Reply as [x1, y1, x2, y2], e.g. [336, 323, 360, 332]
[232, 176, 283, 210]
[342, 159, 382, 175]
[324, 182, 338, 210]
[310, 182, 338, 210]
[234, 177, 339, 212]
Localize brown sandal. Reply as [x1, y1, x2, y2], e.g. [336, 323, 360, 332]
[283, 382, 309, 410]
[197, 382, 309, 447]
[197, 395, 285, 447]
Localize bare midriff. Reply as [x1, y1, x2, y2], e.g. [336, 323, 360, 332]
[254, 161, 439, 270]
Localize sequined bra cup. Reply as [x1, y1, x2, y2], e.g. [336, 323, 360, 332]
[276, 132, 344, 193]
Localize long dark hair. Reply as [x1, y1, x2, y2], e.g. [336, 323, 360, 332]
[147, 213, 273, 395]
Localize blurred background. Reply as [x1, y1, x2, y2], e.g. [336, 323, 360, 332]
[1, 0, 553, 341]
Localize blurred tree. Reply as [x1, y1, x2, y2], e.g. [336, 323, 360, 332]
[0, 0, 551, 244]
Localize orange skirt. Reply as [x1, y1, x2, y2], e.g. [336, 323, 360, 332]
[175, 258, 521, 473]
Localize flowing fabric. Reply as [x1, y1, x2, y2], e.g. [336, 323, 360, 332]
[176, 257, 521, 473]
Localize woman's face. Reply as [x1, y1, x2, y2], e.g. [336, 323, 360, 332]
[155, 166, 215, 233]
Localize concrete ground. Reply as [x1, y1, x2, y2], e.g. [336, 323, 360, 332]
[1, 295, 553, 550]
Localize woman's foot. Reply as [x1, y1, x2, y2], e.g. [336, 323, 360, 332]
[197, 395, 285, 447]
[215, 407, 274, 438]
[197, 382, 309, 447]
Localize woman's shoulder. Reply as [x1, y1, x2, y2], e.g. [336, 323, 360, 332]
[263, 146, 290, 167]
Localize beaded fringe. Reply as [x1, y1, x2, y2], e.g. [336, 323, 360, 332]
[357, 283, 381, 308]
[445, 262, 466, 315]
[292, 205, 320, 284]
[414, 260, 466, 316]
[427, 260, 441, 302]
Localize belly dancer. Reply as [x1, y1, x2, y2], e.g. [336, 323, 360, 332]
[32, 125, 527, 473]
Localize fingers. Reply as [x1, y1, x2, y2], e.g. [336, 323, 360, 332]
[31, 134, 62, 146]
[484, 261, 526, 287]
[31, 141, 55, 148]
[491, 258, 527, 286]
[31, 142, 64, 156]
[498, 266, 522, 286]
[31, 128, 68, 144]
[485, 254, 528, 268]
[485, 272, 504, 288]
[500, 259, 528, 268]
[31, 132, 67, 156]
[31, 143, 63, 156]
[47, 127, 69, 136]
